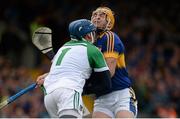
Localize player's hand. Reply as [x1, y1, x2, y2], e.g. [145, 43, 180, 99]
[36, 73, 48, 87]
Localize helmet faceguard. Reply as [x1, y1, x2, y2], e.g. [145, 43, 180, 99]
[91, 7, 115, 30]
[84, 31, 97, 43]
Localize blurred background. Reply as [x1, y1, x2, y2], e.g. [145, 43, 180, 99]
[0, 0, 179, 118]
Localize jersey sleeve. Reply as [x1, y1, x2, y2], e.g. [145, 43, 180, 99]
[102, 31, 124, 59]
[87, 45, 109, 72]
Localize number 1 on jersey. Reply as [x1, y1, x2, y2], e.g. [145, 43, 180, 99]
[56, 48, 71, 66]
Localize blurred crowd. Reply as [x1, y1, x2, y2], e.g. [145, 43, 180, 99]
[0, 56, 50, 117]
[0, 0, 179, 118]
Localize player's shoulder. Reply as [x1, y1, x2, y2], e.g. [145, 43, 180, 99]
[86, 42, 100, 51]
[86, 42, 101, 54]
[103, 31, 125, 48]
[102, 30, 120, 41]
[64, 40, 88, 46]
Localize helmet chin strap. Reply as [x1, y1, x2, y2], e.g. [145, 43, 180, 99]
[105, 19, 111, 30]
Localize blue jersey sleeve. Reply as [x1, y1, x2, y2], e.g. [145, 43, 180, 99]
[95, 31, 126, 68]
[100, 31, 124, 58]
[95, 31, 132, 90]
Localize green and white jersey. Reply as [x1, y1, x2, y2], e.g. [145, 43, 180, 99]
[44, 39, 109, 94]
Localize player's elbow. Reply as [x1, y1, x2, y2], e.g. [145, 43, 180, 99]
[110, 69, 115, 77]
[105, 57, 117, 77]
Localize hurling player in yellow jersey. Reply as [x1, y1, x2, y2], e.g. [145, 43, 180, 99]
[91, 7, 138, 118]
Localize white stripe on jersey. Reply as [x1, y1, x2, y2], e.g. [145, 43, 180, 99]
[94, 67, 109, 72]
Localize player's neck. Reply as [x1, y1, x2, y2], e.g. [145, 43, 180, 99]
[96, 29, 105, 37]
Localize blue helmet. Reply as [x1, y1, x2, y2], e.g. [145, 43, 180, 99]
[69, 19, 96, 39]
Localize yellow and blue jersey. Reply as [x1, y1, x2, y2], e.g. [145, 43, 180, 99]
[94, 31, 132, 91]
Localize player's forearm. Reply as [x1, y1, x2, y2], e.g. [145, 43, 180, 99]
[93, 70, 112, 97]
[83, 70, 112, 97]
